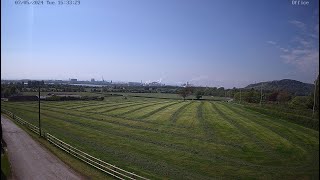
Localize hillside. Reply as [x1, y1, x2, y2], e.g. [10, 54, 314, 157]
[245, 79, 314, 96]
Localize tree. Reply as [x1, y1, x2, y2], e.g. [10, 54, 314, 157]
[3, 89, 10, 98]
[289, 96, 312, 109]
[9, 86, 17, 95]
[267, 91, 279, 102]
[178, 87, 192, 101]
[277, 91, 291, 103]
[195, 90, 204, 100]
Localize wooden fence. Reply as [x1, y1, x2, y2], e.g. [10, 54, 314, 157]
[1, 108, 149, 180]
[1, 108, 40, 135]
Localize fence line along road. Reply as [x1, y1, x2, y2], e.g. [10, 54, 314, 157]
[1, 108, 149, 180]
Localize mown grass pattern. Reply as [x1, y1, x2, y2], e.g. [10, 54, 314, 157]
[1, 98, 319, 179]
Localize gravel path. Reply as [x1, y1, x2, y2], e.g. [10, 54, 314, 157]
[1, 115, 86, 180]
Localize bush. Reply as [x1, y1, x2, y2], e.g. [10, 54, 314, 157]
[289, 96, 313, 109]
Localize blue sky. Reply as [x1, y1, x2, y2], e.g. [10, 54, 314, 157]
[1, 0, 319, 88]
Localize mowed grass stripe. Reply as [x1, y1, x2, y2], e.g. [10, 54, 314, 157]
[197, 102, 217, 142]
[4, 102, 211, 142]
[3, 101, 109, 111]
[20, 113, 207, 179]
[92, 100, 167, 114]
[75, 101, 138, 112]
[148, 101, 190, 123]
[138, 101, 183, 120]
[47, 100, 99, 109]
[211, 102, 272, 153]
[2, 100, 319, 178]
[216, 102, 298, 148]
[214, 103, 306, 163]
[39, 120, 236, 180]
[1, 102, 242, 150]
[122, 101, 178, 119]
[231, 103, 319, 143]
[175, 101, 201, 128]
[107, 100, 174, 116]
[48, 98, 145, 111]
[33, 99, 145, 111]
[169, 101, 193, 124]
[6, 104, 307, 176]
[38, 108, 294, 171]
[202, 102, 261, 150]
[221, 103, 319, 148]
[42, 103, 197, 133]
[47, 101, 110, 110]
[3, 102, 316, 170]
[3, 102, 250, 154]
[218, 103, 319, 167]
[126, 101, 179, 120]
[1, 105, 39, 126]
[30, 108, 258, 166]
[2, 102, 39, 109]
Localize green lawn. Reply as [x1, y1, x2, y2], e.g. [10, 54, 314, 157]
[1, 97, 319, 179]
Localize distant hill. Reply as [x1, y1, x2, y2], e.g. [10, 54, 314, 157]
[245, 79, 314, 96]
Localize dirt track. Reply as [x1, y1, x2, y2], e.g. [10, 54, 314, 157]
[1, 115, 86, 180]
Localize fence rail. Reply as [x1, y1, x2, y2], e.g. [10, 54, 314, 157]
[1, 108, 148, 180]
[1, 108, 40, 135]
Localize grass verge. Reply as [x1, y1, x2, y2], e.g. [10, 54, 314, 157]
[1, 150, 11, 179]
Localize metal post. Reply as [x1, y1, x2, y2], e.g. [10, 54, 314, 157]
[260, 83, 263, 106]
[240, 89, 242, 104]
[312, 78, 317, 117]
[39, 84, 41, 137]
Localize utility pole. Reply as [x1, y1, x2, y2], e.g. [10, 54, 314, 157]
[260, 83, 263, 106]
[240, 89, 242, 104]
[312, 67, 318, 117]
[38, 83, 41, 137]
[312, 77, 317, 117]
[225, 91, 227, 101]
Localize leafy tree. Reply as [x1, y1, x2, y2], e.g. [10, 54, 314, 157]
[243, 88, 259, 103]
[267, 91, 279, 102]
[3, 89, 10, 98]
[195, 90, 204, 100]
[178, 87, 192, 101]
[289, 96, 312, 109]
[276, 91, 291, 103]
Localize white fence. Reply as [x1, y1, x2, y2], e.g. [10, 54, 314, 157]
[1, 108, 149, 180]
[1, 108, 40, 135]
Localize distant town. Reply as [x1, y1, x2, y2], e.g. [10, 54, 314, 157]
[0, 78, 196, 88]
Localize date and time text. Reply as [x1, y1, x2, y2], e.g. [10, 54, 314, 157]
[14, 0, 80, 5]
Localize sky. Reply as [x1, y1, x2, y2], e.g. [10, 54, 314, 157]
[1, 0, 319, 88]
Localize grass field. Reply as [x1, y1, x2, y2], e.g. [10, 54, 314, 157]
[21, 91, 229, 101]
[114, 92, 229, 101]
[1, 96, 319, 179]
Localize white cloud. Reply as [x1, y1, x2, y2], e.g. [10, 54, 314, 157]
[310, 23, 319, 39]
[279, 48, 289, 52]
[267, 41, 277, 45]
[273, 19, 319, 72]
[289, 20, 306, 31]
[280, 47, 319, 72]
